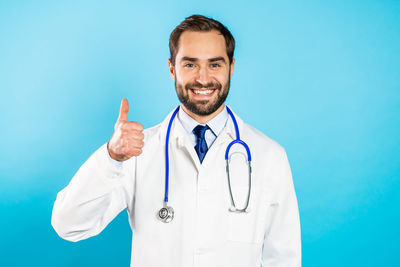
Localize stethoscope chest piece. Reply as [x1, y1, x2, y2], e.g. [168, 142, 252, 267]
[158, 204, 174, 223]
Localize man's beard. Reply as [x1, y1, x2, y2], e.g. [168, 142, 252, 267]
[175, 74, 230, 116]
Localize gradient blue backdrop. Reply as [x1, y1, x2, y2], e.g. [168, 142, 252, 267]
[1, 1, 399, 266]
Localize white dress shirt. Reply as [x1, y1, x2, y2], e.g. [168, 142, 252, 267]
[177, 104, 228, 148]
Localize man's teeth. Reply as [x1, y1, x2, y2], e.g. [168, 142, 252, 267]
[193, 89, 214, 95]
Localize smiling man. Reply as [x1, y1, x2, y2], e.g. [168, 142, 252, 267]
[52, 15, 301, 267]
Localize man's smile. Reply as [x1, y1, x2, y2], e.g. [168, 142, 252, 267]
[189, 88, 217, 99]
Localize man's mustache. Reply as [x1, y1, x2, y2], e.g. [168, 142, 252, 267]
[185, 82, 221, 90]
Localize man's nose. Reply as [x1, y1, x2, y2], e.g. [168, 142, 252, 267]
[195, 66, 211, 85]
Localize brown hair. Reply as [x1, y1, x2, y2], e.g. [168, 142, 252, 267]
[169, 14, 235, 66]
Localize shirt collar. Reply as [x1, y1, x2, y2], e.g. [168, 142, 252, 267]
[157, 105, 243, 146]
[177, 104, 228, 137]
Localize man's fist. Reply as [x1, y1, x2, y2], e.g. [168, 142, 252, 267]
[107, 99, 144, 161]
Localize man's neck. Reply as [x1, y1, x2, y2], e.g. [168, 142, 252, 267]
[181, 104, 225, 124]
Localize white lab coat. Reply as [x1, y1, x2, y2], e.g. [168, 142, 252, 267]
[52, 107, 301, 267]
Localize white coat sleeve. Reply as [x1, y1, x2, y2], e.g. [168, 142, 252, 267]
[262, 149, 302, 266]
[51, 143, 135, 242]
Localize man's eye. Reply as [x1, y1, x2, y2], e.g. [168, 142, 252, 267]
[210, 63, 220, 68]
[184, 63, 194, 68]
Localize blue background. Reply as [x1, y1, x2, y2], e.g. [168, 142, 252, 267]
[1, 0, 399, 266]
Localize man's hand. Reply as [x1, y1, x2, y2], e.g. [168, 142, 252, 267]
[108, 99, 144, 161]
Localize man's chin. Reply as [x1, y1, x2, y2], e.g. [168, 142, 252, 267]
[185, 102, 221, 116]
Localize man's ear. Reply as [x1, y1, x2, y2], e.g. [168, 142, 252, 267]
[230, 58, 235, 78]
[168, 59, 175, 81]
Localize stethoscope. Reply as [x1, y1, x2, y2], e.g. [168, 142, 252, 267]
[157, 106, 252, 223]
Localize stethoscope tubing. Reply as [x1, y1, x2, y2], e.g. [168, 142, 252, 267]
[164, 106, 180, 203]
[162, 105, 252, 215]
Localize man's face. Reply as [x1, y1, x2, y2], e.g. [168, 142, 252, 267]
[169, 30, 235, 116]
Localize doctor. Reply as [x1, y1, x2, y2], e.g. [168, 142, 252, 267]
[52, 14, 301, 267]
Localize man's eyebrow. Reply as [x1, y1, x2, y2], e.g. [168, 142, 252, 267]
[181, 56, 198, 62]
[180, 56, 227, 63]
[208, 57, 226, 63]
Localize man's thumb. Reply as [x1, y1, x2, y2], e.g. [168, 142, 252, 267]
[118, 98, 129, 121]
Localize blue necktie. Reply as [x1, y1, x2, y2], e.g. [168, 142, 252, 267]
[193, 125, 210, 163]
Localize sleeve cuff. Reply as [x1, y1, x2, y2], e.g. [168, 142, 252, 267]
[95, 143, 126, 179]
[105, 142, 123, 169]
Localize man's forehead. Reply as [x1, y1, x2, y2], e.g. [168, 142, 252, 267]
[176, 30, 228, 61]
[180, 29, 224, 39]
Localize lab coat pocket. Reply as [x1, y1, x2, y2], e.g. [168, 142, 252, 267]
[227, 187, 271, 244]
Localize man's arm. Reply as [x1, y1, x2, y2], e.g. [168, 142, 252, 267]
[51, 99, 144, 242]
[262, 149, 302, 266]
[51, 144, 135, 242]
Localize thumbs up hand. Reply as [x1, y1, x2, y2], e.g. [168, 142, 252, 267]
[108, 99, 145, 161]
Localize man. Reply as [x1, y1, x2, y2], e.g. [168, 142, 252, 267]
[52, 14, 301, 266]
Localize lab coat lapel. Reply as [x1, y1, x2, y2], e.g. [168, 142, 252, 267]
[174, 119, 201, 171]
[158, 107, 201, 171]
